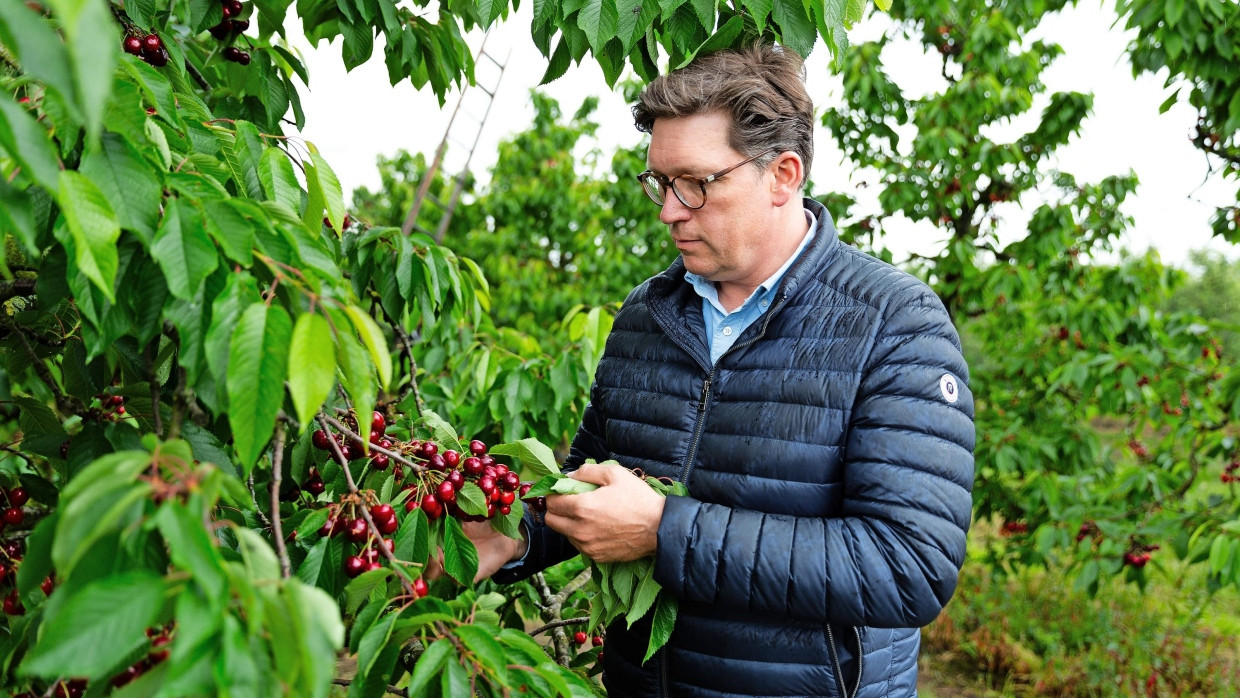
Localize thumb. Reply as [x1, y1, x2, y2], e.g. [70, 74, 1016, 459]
[568, 462, 612, 485]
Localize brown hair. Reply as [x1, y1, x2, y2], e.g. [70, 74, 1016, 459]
[632, 43, 814, 187]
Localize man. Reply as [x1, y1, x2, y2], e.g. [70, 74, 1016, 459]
[470, 43, 975, 697]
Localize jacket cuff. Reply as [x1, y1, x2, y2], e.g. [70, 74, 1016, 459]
[653, 494, 699, 597]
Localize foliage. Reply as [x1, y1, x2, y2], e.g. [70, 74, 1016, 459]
[1163, 249, 1240, 362]
[1117, 0, 1240, 243]
[822, 0, 1240, 601]
[923, 557, 1240, 696]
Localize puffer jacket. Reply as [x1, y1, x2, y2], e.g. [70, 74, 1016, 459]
[496, 198, 975, 697]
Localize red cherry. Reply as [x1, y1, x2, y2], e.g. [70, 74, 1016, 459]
[371, 411, 386, 435]
[499, 490, 516, 506]
[427, 454, 447, 471]
[574, 631, 588, 645]
[501, 472, 520, 491]
[365, 561, 382, 572]
[3, 590, 23, 615]
[123, 36, 143, 55]
[346, 518, 369, 543]
[370, 504, 395, 523]
[41, 575, 54, 595]
[478, 476, 496, 496]
[436, 481, 456, 503]
[443, 450, 460, 468]
[231, 18, 250, 31]
[2, 507, 23, 526]
[111, 665, 141, 687]
[498, 504, 511, 516]
[479, 454, 496, 469]
[7, 487, 28, 507]
[413, 577, 429, 598]
[221, 2, 234, 17]
[377, 516, 399, 535]
[421, 442, 439, 457]
[226, 0, 243, 16]
[592, 635, 604, 647]
[312, 430, 332, 450]
[519, 482, 532, 497]
[469, 439, 487, 455]
[305, 479, 325, 496]
[142, 34, 163, 54]
[371, 453, 389, 470]
[420, 494, 443, 519]
[223, 46, 244, 62]
[343, 556, 366, 577]
[318, 517, 338, 537]
[446, 470, 465, 489]
[463, 457, 483, 476]
[362, 547, 380, 565]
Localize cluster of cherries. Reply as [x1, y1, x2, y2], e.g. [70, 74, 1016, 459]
[1221, 460, 1239, 484]
[122, 33, 169, 67]
[1123, 543, 1160, 569]
[108, 625, 174, 688]
[211, 0, 253, 64]
[1, 485, 29, 531]
[317, 499, 427, 594]
[1, 539, 53, 618]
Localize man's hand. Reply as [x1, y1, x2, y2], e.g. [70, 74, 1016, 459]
[425, 519, 527, 584]
[543, 463, 666, 563]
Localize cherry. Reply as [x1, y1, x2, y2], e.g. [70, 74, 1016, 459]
[478, 476, 496, 496]
[479, 454, 496, 469]
[232, 19, 250, 31]
[529, 496, 547, 513]
[427, 454, 447, 471]
[420, 442, 439, 458]
[499, 490, 516, 506]
[443, 450, 460, 468]
[142, 34, 163, 54]
[463, 457, 483, 476]
[225, 0, 243, 16]
[419, 494, 443, 519]
[221, 2, 234, 17]
[223, 46, 244, 62]
[574, 631, 588, 645]
[40, 575, 54, 595]
[111, 665, 141, 687]
[371, 411, 386, 435]
[446, 470, 464, 489]
[343, 555, 366, 577]
[208, 21, 231, 39]
[469, 439, 487, 455]
[312, 430, 332, 450]
[149, 634, 171, 663]
[371, 453, 389, 470]
[498, 504, 511, 516]
[362, 547, 380, 565]
[412, 577, 429, 598]
[305, 479, 325, 496]
[346, 518, 369, 543]
[145, 49, 168, 67]
[592, 635, 604, 647]
[519, 482, 532, 497]
[318, 516, 338, 538]
[370, 504, 395, 523]
[3, 589, 23, 615]
[436, 481, 456, 504]
[2, 507, 23, 526]
[501, 471, 520, 492]
[123, 36, 143, 55]
[376, 516, 398, 535]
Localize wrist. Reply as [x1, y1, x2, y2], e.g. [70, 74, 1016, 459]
[511, 522, 529, 562]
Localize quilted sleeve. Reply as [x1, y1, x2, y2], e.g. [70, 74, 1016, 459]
[654, 289, 975, 627]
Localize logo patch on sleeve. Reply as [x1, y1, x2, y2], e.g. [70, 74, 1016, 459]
[940, 374, 959, 403]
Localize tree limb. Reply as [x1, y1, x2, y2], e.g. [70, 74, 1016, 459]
[269, 422, 291, 578]
[0, 278, 36, 303]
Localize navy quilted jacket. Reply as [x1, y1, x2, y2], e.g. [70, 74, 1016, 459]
[496, 199, 975, 697]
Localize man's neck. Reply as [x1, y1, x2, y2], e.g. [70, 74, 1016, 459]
[715, 203, 811, 312]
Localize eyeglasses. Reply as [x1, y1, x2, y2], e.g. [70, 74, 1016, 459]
[637, 150, 776, 210]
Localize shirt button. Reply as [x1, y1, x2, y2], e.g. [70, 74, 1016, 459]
[722, 327, 733, 336]
[761, 300, 769, 307]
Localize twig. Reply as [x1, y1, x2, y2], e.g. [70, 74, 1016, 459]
[330, 678, 408, 697]
[269, 422, 291, 578]
[533, 568, 592, 666]
[145, 338, 163, 437]
[184, 59, 211, 91]
[0, 278, 36, 303]
[0, 314, 87, 418]
[322, 414, 424, 473]
[248, 473, 273, 529]
[529, 616, 591, 636]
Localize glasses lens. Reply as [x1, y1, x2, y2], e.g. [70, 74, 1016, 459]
[640, 174, 665, 206]
[671, 178, 706, 209]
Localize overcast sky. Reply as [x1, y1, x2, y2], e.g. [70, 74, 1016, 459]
[288, 1, 1237, 269]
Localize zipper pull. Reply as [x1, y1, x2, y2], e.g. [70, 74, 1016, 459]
[698, 377, 712, 411]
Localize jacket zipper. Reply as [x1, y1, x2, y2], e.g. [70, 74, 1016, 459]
[677, 292, 790, 486]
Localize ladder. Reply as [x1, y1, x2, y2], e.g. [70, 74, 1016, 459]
[401, 34, 510, 243]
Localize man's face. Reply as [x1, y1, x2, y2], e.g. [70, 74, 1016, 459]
[646, 112, 775, 286]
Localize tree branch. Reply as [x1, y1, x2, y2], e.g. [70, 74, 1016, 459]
[0, 314, 88, 418]
[0, 278, 36, 303]
[529, 616, 590, 637]
[269, 422, 291, 578]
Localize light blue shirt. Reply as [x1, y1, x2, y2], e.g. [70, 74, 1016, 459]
[685, 210, 817, 364]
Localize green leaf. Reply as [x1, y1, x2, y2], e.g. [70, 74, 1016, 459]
[202, 199, 257, 265]
[343, 304, 392, 391]
[157, 500, 230, 603]
[625, 567, 660, 626]
[0, 3, 77, 118]
[394, 508, 430, 566]
[454, 624, 509, 685]
[345, 567, 391, 615]
[645, 592, 678, 663]
[418, 410, 462, 453]
[52, 451, 151, 576]
[226, 302, 293, 469]
[19, 570, 166, 680]
[229, 120, 267, 200]
[236, 527, 282, 580]
[152, 197, 219, 300]
[47, 0, 120, 144]
[772, 0, 817, 57]
[490, 437, 561, 478]
[442, 515, 479, 585]
[408, 638, 454, 694]
[288, 313, 337, 429]
[259, 147, 303, 210]
[78, 131, 162, 241]
[357, 610, 401, 679]
[441, 654, 470, 695]
[579, 0, 619, 54]
[456, 481, 488, 516]
[309, 147, 346, 234]
[843, 0, 865, 26]
[335, 330, 377, 446]
[58, 170, 120, 301]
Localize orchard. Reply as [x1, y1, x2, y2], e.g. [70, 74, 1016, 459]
[2, 0, 1240, 695]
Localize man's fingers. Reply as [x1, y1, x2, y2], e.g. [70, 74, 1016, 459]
[567, 462, 611, 484]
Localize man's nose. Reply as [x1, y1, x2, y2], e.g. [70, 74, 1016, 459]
[659, 194, 692, 225]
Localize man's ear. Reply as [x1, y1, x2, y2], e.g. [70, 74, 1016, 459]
[769, 152, 804, 206]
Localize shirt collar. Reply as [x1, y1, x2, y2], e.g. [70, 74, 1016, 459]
[684, 209, 818, 311]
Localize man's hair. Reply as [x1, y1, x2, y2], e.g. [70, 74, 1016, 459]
[632, 43, 814, 187]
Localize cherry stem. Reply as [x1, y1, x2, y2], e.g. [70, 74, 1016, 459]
[321, 414, 425, 473]
[528, 616, 591, 637]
